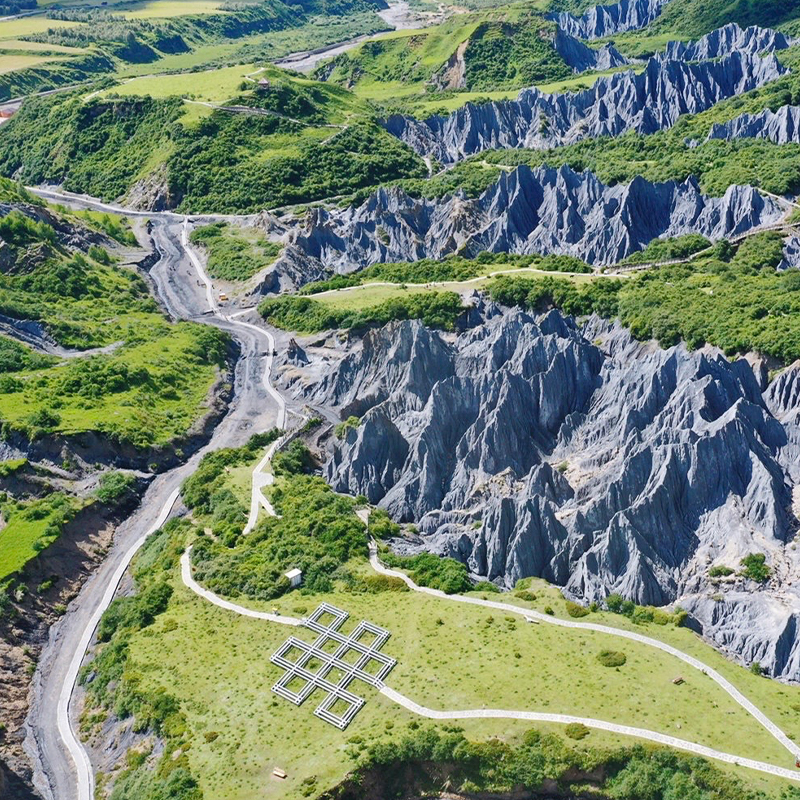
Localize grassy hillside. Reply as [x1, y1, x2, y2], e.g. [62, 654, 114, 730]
[190, 222, 282, 282]
[0, 68, 426, 212]
[0, 181, 229, 449]
[649, 0, 800, 38]
[75, 437, 800, 799]
[314, 9, 574, 106]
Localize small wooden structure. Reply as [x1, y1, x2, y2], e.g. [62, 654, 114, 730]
[285, 568, 302, 588]
[272, 767, 287, 779]
[672, 676, 685, 685]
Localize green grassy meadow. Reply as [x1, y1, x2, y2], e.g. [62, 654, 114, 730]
[106, 63, 259, 102]
[121, 0, 227, 20]
[0, 492, 82, 580]
[121, 550, 800, 800]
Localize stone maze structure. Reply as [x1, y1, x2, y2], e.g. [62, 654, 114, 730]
[270, 602, 396, 729]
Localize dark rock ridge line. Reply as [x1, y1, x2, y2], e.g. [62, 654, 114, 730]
[267, 164, 782, 291]
[707, 104, 800, 145]
[547, 0, 670, 40]
[280, 311, 800, 679]
[383, 51, 786, 163]
[659, 22, 793, 61]
[553, 28, 630, 73]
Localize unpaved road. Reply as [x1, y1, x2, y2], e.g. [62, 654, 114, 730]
[23, 200, 294, 800]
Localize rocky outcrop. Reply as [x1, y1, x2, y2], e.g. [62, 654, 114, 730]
[384, 51, 786, 163]
[268, 165, 782, 290]
[780, 236, 800, 271]
[707, 104, 800, 145]
[680, 593, 800, 679]
[660, 23, 792, 61]
[553, 28, 630, 73]
[283, 311, 800, 678]
[548, 0, 670, 40]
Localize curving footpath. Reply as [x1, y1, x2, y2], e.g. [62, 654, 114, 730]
[380, 685, 800, 782]
[180, 549, 300, 625]
[178, 537, 800, 783]
[369, 541, 800, 766]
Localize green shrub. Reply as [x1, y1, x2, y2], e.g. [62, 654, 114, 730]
[382, 551, 471, 594]
[368, 509, 400, 540]
[565, 600, 589, 618]
[272, 440, 315, 476]
[515, 590, 536, 602]
[564, 722, 590, 740]
[475, 581, 500, 593]
[605, 593, 635, 616]
[597, 650, 626, 667]
[335, 415, 361, 438]
[96, 471, 136, 504]
[740, 553, 770, 583]
[709, 565, 734, 578]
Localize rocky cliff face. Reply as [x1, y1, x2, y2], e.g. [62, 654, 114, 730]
[707, 104, 800, 145]
[384, 51, 785, 163]
[660, 23, 792, 61]
[548, 0, 670, 40]
[553, 28, 630, 73]
[780, 236, 800, 270]
[279, 310, 800, 679]
[268, 165, 782, 290]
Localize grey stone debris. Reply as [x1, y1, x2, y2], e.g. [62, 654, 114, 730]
[659, 22, 793, 62]
[268, 165, 782, 291]
[553, 28, 630, 73]
[280, 311, 800, 679]
[707, 104, 800, 145]
[384, 51, 786, 163]
[548, 0, 670, 40]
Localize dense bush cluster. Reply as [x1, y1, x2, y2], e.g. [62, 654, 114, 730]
[348, 726, 776, 800]
[489, 232, 800, 365]
[605, 593, 688, 627]
[191, 469, 368, 599]
[260, 291, 464, 333]
[463, 20, 572, 90]
[381, 551, 471, 594]
[184, 438, 365, 599]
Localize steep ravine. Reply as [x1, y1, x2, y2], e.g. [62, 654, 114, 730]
[278, 309, 800, 680]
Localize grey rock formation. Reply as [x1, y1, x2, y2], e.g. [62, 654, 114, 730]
[548, 0, 670, 40]
[553, 28, 630, 73]
[780, 236, 800, 271]
[680, 593, 800, 679]
[384, 52, 786, 163]
[281, 311, 800, 678]
[269, 165, 782, 290]
[707, 104, 800, 145]
[660, 23, 792, 62]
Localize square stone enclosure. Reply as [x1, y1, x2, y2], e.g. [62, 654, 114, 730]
[270, 602, 396, 729]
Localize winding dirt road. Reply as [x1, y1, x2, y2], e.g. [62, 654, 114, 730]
[22, 195, 292, 800]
